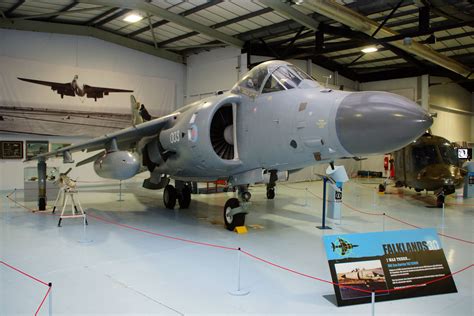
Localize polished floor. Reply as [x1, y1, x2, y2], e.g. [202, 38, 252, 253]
[1, 179, 473, 315]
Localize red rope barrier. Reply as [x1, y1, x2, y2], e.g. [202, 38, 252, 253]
[88, 213, 238, 251]
[34, 286, 51, 316]
[0, 260, 52, 315]
[0, 260, 49, 287]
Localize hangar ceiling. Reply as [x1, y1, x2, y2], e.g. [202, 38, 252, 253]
[0, 0, 473, 90]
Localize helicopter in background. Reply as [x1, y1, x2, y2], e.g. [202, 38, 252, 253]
[389, 133, 467, 207]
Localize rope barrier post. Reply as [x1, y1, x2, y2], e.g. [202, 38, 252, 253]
[48, 282, 52, 316]
[118, 180, 124, 202]
[382, 213, 386, 232]
[439, 202, 446, 229]
[317, 177, 331, 230]
[371, 291, 375, 316]
[229, 248, 249, 296]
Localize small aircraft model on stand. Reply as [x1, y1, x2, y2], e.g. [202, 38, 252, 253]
[31, 61, 433, 230]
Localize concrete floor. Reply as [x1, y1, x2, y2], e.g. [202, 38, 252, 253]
[1, 179, 473, 315]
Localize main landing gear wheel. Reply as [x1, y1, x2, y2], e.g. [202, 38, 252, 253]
[266, 187, 275, 199]
[224, 198, 245, 231]
[163, 184, 177, 209]
[178, 185, 191, 209]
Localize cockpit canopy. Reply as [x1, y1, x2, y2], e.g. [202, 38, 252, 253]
[232, 60, 317, 97]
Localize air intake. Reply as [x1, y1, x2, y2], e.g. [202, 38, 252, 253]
[210, 105, 234, 160]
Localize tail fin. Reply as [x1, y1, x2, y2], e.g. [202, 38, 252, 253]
[131, 95, 152, 125]
[131, 95, 143, 125]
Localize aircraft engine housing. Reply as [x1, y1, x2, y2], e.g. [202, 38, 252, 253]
[93, 151, 140, 180]
[154, 94, 243, 180]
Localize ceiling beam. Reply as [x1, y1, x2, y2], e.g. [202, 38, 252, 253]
[258, 0, 319, 31]
[79, 0, 244, 47]
[127, 0, 222, 38]
[5, 0, 25, 16]
[305, 1, 473, 79]
[92, 8, 130, 26]
[10, 6, 109, 21]
[46, 1, 79, 21]
[85, 7, 117, 26]
[159, 7, 273, 47]
[0, 19, 183, 63]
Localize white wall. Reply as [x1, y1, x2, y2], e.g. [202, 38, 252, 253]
[0, 29, 185, 190]
[186, 47, 244, 103]
[429, 77, 472, 142]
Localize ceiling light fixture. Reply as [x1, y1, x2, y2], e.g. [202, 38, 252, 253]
[361, 46, 378, 53]
[123, 12, 143, 23]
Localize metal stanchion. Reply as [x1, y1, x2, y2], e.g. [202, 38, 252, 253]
[439, 203, 446, 229]
[48, 283, 52, 316]
[229, 248, 249, 296]
[118, 180, 124, 202]
[371, 291, 375, 316]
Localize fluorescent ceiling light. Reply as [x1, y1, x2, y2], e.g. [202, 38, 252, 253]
[361, 46, 378, 53]
[123, 13, 143, 23]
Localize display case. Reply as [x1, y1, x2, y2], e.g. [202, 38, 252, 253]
[24, 166, 60, 202]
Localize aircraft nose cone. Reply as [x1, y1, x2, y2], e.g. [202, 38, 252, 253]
[336, 92, 432, 156]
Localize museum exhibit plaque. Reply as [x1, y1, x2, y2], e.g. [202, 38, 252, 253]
[26, 141, 49, 159]
[324, 228, 457, 306]
[0, 141, 23, 159]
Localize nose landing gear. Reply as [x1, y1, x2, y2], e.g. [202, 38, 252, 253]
[223, 185, 250, 231]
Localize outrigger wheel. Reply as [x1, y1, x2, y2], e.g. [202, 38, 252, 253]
[224, 198, 246, 231]
[163, 184, 177, 209]
[178, 185, 191, 209]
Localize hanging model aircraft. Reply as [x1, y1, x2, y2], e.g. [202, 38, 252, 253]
[390, 133, 467, 207]
[18, 75, 133, 101]
[32, 61, 433, 230]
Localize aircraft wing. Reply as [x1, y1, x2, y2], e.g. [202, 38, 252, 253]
[17, 77, 74, 95]
[29, 113, 178, 161]
[83, 84, 133, 99]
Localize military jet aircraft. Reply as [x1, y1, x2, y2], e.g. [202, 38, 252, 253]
[340, 268, 385, 283]
[18, 75, 133, 101]
[32, 61, 432, 230]
[331, 238, 359, 256]
[391, 133, 467, 207]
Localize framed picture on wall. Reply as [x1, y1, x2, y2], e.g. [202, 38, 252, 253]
[0, 141, 24, 159]
[26, 141, 49, 159]
[51, 143, 71, 156]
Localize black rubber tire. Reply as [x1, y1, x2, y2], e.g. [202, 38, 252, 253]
[266, 188, 275, 199]
[163, 185, 177, 209]
[378, 184, 385, 192]
[224, 198, 245, 231]
[178, 185, 191, 209]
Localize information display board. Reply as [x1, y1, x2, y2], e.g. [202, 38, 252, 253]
[323, 228, 457, 306]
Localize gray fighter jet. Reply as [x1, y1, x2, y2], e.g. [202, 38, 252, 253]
[33, 61, 432, 230]
[18, 75, 133, 101]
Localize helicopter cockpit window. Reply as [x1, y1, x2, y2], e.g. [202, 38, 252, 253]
[439, 144, 459, 166]
[413, 145, 438, 169]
